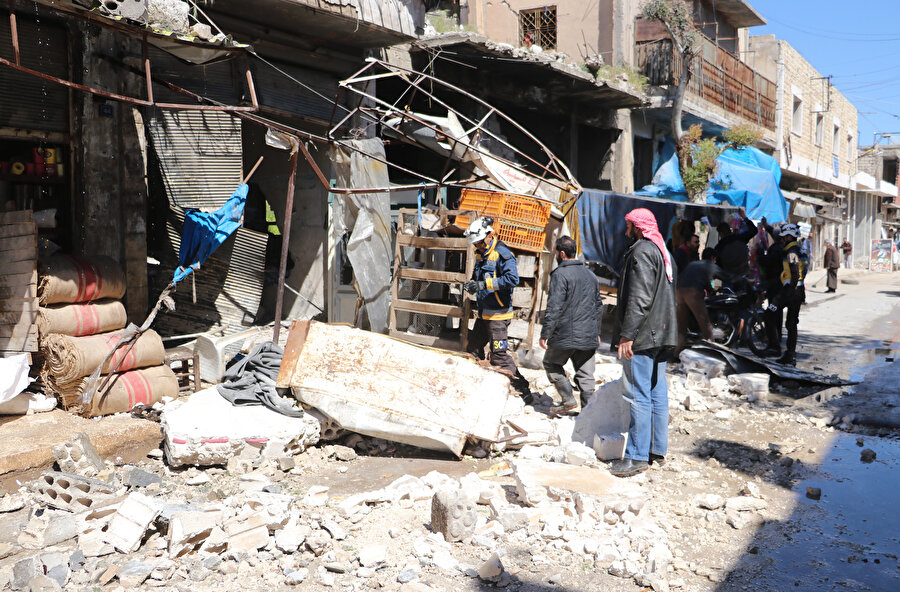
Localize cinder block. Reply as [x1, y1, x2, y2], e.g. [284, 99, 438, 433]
[167, 510, 220, 558]
[36, 471, 117, 513]
[51, 433, 106, 478]
[592, 433, 628, 461]
[103, 492, 162, 553]
[430, 489, 476, 543]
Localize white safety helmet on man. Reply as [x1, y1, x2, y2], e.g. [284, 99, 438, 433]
[464, 216, 494, 244]
[780, 223, 801, 238]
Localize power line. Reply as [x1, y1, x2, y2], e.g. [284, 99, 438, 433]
[764, 15, 900, 42]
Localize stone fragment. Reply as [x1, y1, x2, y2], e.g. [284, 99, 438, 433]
[739, 482, 761, 498]
[430, 489, 477, 543]
[316, 565, 334, 586]
[805, 487, 821, 501]
[592, 433, 627, 461]
[725, 510, 752, 529]
[305, 533, 331, 556]
[496, 508, 529, 533]
[477, 553, 503, 580]
[124, 467, 162, 489]
[12, 556, 43, 591]
[562, 441, 596, 465]
[331, 445, 357, 461]
[572, 380, 630, 447]
[358, 545, 386, 568]
[103, 492, 162, 553]
[860, 449, 876, 463]
[724, 497, 767, 512]
[186, 473, 211, 486]
[302, 486, 329, 507]
[189, 23, 213, 40]
[51, 433, 106, 478]
[116, 560, 153, 587]
[67, 550, 85, 572]
[0, 494, 25, 513]
[25, 575, 60, 592]
[397, 568, 418, 583]
[40, 552, 68, 588]
[274, 524, 309, 554]
[431, 549, 458, 572]
[320, 519, 346, 541]
[714, 409, 732, 420]
[285, 568, 308, 585]
[696, 494, 724, 510]
[19, 511, 77, 549]
[223, 512, 269, 553]
[78, 531, 114, 557]
[168, 510, 219, 557]
[276, 457, 295, 472]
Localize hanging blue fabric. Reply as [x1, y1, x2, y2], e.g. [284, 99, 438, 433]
[172, 184, 249, 285]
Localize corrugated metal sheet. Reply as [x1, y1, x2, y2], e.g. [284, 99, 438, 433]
[148, 205, 267, 337]
[145, 46, 241, 106]
[0, 14, 68, 132]
[147, 109, 243, 209]
[250, 58, 338, 124]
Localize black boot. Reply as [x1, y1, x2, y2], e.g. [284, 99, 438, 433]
[608, 458, 650, 477]
[776, 352, 796, 366]
[761, 346, 781, 358]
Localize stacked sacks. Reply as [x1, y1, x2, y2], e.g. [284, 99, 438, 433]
[38, 254, 177, 416]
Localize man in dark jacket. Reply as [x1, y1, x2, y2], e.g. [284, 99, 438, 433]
[715, 211, 757, 281]
[824, 240, 840, 292]
[609, 209, 677, 478]
[464, 217, 532, 401]
[540, 236, 603, 416]
[673, 234, 700, 274]
[764, 223, 809, 366]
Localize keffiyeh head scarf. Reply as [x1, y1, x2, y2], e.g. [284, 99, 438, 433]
[625, 208, 673, 282]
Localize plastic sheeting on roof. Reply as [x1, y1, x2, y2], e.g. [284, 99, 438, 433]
[636, 139, 789, 223]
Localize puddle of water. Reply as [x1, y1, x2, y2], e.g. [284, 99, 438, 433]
[765, 434, 900, 591]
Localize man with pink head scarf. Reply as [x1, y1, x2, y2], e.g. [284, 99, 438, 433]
[609, 208, 678, 478]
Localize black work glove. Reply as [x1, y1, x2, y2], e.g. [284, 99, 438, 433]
[464, 280, 486, 294]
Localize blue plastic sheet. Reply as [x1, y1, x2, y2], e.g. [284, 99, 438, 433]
[173, 184, 249, 284]
[636, 140, 788, 223]
[577, 190, 740, 275]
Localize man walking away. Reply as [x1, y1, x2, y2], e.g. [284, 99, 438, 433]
[464, 217, 533, 402]
[840, 239, 852, 269]
[609, 208, 677, 478]
[824, 240, 840, 293]
[540, 236, 603, 416]
[764, 224, 809, 366]
[676, 248, 728, 354]
[673, 234, 700, 274]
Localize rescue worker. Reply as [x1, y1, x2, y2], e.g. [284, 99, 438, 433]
[463, 217, 533, 402]
[763, 223, 809, 366]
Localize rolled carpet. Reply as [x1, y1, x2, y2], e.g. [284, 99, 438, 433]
[37, 299, 127, 338]
[39, 254, 126, 305]
[53, 365, 179, 417]
[42, 329, 166, 386]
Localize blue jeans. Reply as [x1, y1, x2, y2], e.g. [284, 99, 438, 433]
[622, 349, 668, 462]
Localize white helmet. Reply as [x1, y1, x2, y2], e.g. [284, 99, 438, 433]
[464, 216, 494, 244]
[780, 223, 801, 238]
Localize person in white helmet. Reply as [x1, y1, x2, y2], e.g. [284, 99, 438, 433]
[463, 216, 532, 402]
[763, 223, 809, 366]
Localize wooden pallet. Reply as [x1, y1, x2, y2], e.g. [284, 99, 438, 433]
[388, 209, 474, 352]
[0, 210, 38, 355]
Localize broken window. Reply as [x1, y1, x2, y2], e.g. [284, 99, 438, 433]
[519, 6, 557, 50]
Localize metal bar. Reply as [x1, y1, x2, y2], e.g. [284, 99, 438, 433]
[244, 57, 259, 109]
[273, 145, 299, 343]
[153, 102, 258, 111]
[9, 3, 20, 67]
[142, 41, 154, 104]
[0, 56, 152, 105]
[340, 70, 404, 84]
[328, 104, 358, 139]
[241, 155, 264, 184]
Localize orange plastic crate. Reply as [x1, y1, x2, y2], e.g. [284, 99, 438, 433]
[495, 221, 545, 253]
[458, 188, 552, 227]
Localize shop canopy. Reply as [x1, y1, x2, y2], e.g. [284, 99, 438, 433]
[577, 190, 741, 275]
[636, 140, 789, 223]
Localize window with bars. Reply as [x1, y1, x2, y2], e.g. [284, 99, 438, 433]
[519, 6, 557, 50]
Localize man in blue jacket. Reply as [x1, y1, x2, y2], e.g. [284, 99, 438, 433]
[464, 217, 532, 402]
[540, 236, 603, 416]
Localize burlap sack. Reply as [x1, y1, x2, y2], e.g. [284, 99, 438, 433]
[42, 329, 166, 385]
[37, 300, 127, 338]
[39, 254, 126, 305]
[53, 365, 178, 416]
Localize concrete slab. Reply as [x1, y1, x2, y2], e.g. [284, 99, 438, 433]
[0, 411, 161, 493]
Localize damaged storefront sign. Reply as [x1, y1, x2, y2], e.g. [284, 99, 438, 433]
[276, 320, 511, 456]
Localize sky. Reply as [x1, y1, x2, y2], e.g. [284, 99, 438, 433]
[747, 0, 900, 147]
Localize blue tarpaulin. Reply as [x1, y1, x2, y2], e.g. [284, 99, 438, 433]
[173, 184, 249, 284]
[577, 190, 740, 275]
[636, 140, 789, 223]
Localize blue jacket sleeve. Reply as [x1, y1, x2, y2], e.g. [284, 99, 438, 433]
[486, 251, 519, 292]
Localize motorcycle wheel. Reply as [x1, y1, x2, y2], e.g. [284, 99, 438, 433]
[710, 312, 737, 346]
[745, 310, 769, 356]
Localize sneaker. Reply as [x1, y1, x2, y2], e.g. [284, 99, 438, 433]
[776, 353, 796, 366]
[761, 346, 781, 358]
[608, 458, 650, 478]
[549, 401, 579, 417]
[649, 453, 666, 467]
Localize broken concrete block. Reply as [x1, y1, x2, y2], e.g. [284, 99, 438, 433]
[36, 471, 117, 513]
[724, 497, 767, 512]
[40, 552, 68, 588]
[512, 459, 635, 507]
[696, 494, 724, 510]
[223, 511, 269, 553]
[161, 387, 320, 467]
[477, 553, 503, 581]
[592, 433, 627, 461]
[18, 511, 77, 549]
[146, 0, 189, 33]
[561, 441, 596, 466]
[12, 556, 42, 591]
[302, 486, 329, 507]
[274, 524, 310, 554]
[200, 526, 227, 554]
[123, 467, 162, 489]
[78, 531, 113, 557]
[51, 433, 106, 478]
[679, 350, 726, 378]
[189, 23, 213, 40]
[725, 510, 752, 529]
[728, 373, 769, 401]
[167, 510, 219, 557]
[0, 494, 25, 513]
[116, 559, 153, 587]
[430, 490, 477, 543]
[358, 544, 387, 568]
[103, 492, 162, 553]
[572, 379, 631, 447]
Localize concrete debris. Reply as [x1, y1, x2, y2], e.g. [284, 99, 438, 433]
[51, 433, 106, 478]
[103, 492, 162, 553]
[123, 467, 162, 489]
[116, 559, 154, 587]
[35, 471, 118, 512]
[593, 432, 628, 461]
[477, 552, 504, 581]
[302, 485, 329, 507]
[511, 459, 637, 506]
[430, 489, 477, 543]
[161, 387, 321, 467]
[167, 510, 220, 557]
[146, 0, 189, 33]
[25, 575, 60, 592]
[696, 494, 724, 510]
[18, 510, 77, 549]
[0, 493, 26, 513]
[728, 373, 770, 402]
[740, 481, 762, 498]
[276, 321, 510, 456]
[12, 556, 42, 591]
[679, 349, 727, 378]
[223, 511, 270, 552]
[572, 379, 630, 447]
[724, 496, 767, 512]
[358, 544, 387, 568]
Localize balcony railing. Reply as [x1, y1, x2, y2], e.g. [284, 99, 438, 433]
[634, 35, 776, 131]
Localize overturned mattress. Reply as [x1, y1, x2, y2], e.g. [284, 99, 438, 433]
[276, 320, 511, 456]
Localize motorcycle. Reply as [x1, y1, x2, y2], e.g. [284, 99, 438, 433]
[686, 282, 769, 356]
